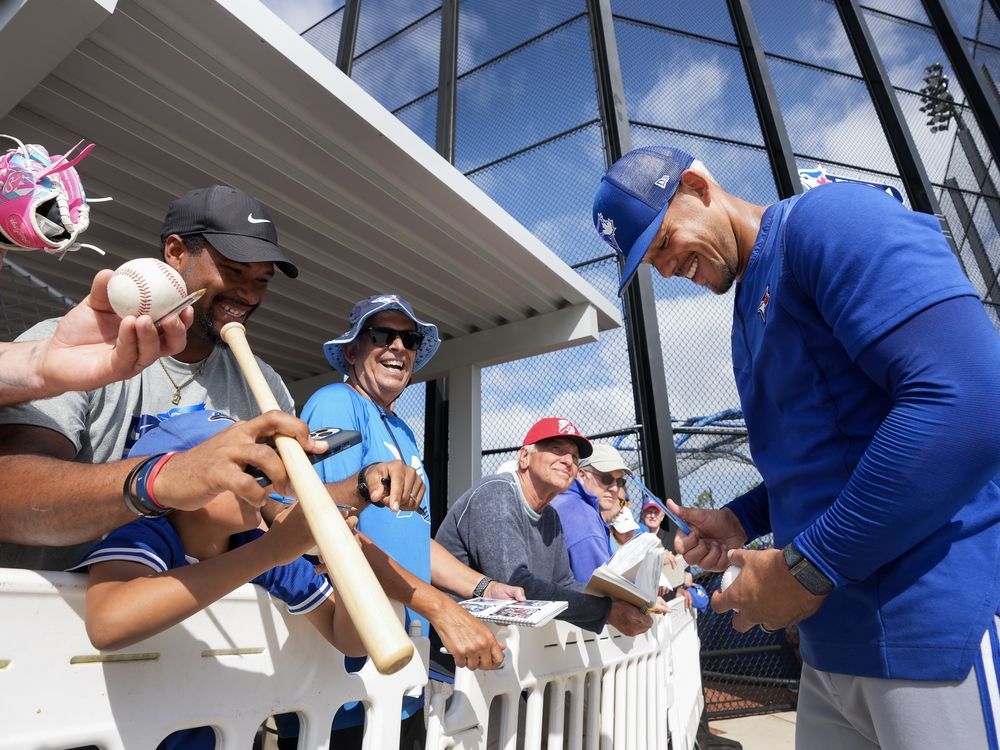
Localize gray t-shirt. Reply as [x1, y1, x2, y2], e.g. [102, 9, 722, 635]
[435, 472, 612, 633]
[0, 317, 295, 569]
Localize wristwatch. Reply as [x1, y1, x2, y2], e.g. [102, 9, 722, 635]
[473, 576, 493, 598]
[782, 542, 834, 596]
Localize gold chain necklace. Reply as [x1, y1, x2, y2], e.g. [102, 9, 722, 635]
[159, 358, 208, 405]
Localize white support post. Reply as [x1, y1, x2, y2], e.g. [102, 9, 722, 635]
[446, 363, 482, 505]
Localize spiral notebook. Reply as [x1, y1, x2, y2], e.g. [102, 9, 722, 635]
[458, 597, 568, 627]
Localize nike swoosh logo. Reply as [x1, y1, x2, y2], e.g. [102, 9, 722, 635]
[247, 214, 271, 224]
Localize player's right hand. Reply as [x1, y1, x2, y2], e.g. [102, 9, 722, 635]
[667, 498, 748, 572]
[154, 410, 326, 511]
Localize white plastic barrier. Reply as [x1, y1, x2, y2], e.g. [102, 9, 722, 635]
[0, 569, 701, 749]
[0, 568, 428, 750]
[426, 597, 703, 750]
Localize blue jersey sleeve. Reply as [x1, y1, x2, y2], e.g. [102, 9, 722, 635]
[724, 482, 770, 541]
[796, 296, 1000, 586]
[232, 529, 334, 614]
[784, 184, 977, 360]
[68, 517, 186, 573]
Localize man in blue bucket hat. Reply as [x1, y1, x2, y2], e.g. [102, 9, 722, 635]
[279, 294, 524, 750]
[593, 146, 1000, 748]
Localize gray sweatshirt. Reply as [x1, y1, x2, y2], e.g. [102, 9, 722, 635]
[435, 472, 612, 632]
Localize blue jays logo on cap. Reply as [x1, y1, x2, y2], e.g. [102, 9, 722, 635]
[592, 146, 695, 295]
[595, 213, 622, 253]
[128, 410, 236, 458]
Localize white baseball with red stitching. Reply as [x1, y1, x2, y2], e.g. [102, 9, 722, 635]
[107, 258, 188, 320]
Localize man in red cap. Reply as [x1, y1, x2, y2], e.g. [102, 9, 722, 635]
[435, 417, 653, 636]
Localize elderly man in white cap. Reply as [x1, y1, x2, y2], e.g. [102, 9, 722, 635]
[550, 443, 633, 585]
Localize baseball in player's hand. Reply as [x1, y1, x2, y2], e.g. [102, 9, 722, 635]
[714, 547, 825, 634]
[154, 411, 326, 511]
[39, 269, 193, 395]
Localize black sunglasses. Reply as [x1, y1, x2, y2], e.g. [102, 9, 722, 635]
[366, 326, 423, 351]
[583, 468, 627, 489]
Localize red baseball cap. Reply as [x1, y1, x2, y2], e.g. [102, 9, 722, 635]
[522, 417, 593, 459]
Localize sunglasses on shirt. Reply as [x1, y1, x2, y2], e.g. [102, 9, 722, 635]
[366, 326, 424, 351]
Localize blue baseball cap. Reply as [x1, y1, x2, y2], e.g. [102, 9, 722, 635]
[592, 146, 695, 294]
[128, 410, 237, 458]
[687, 583, 709, 611]
[323, 293, 441, 376]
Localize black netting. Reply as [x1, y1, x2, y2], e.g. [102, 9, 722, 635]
[479, 259, 636, 456]
[615, 19, 764, 147]
[0, 259, 75, 339]
[395, 92, 439, 149]
[454, 17, 599, 173]
[750, 0, 862, 76]
[301, 7, 345, 61]
[457, 0, 584, 76]
[355, 0, 441, 56]
[466, 125, 607, 267]
[859, 0, 930, 25]
[945, 0, 1000, 41]
[767, 57, 900, 174]
[352, 10, 442, 112]
[699, 569, 802, 719]
[611, 0, 738, 43]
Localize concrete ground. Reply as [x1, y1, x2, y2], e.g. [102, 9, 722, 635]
[710, 711, 797, 750]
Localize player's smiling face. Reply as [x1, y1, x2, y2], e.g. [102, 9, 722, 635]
[345, 310, 417, 409]
[641, 172, 740, 295]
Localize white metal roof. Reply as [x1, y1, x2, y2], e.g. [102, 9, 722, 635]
[0, 0, 620, 389]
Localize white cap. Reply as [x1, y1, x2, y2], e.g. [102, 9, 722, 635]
[609, 507, 639, 533]
[580, 444, 631, 473]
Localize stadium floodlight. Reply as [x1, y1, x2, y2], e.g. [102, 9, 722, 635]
[918, 63, 956, 132]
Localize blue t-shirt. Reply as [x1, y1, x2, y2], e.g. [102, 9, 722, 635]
[727, 183, 1000, 680]
[299, 382, 430, 728]
[72, 517, 332, 750]
[550, 479, 612, 584]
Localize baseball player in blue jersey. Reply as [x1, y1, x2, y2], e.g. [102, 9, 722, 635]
[593, 146, 1000, 749]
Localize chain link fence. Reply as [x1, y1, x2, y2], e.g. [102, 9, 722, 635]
[0, 259, 75, 339]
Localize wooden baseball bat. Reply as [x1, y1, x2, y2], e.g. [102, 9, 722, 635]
[220, 322, 413, 675]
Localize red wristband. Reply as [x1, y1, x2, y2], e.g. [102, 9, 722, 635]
[146, 451, 178, 509]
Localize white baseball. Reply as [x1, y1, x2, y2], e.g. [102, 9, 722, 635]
[720, 564, 742, 612]
[720, 564, 742, 593]
[107, 258, 188, 321]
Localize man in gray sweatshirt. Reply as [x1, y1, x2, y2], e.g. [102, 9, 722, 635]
[436, 417, 653, 636]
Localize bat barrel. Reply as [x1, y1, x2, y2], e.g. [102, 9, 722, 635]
[220, 322, 414, 674]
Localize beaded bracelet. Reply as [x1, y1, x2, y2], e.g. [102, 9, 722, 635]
[123, 454, 173, 518]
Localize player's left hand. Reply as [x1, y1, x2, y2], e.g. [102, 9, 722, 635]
[41, 270, 193, 393]
[712, 547, 825, 633]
